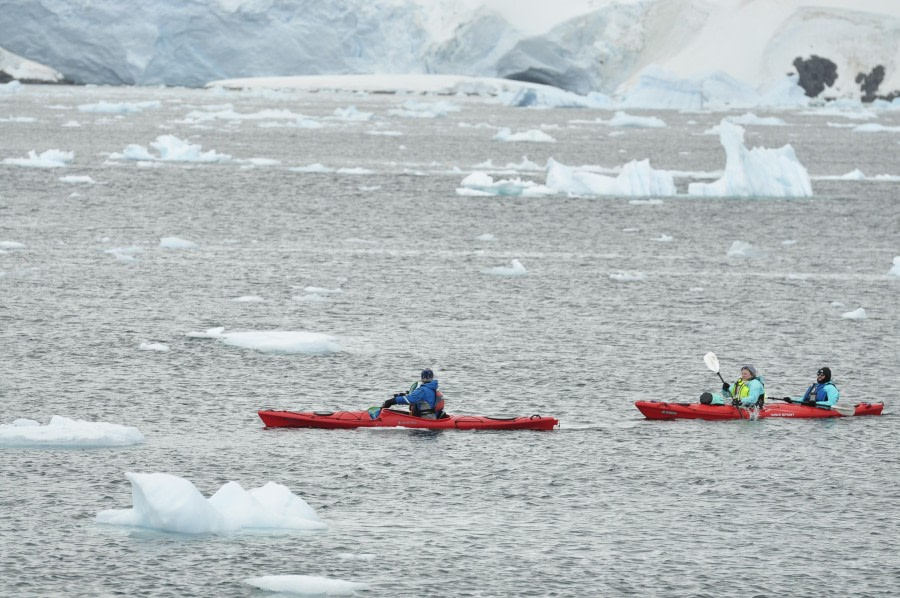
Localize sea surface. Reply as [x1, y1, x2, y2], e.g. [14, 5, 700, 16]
[1, 84, 899, 597]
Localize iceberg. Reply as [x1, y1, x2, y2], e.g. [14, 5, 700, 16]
[0, 416, 144, 448]
[545, 158, 676, 197]
[688, 120, 812, 198]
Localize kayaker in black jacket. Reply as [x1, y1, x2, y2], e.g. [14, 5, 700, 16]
[783, 367, 840, 408]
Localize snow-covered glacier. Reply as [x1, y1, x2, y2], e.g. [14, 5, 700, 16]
[1, 0, 899, 101]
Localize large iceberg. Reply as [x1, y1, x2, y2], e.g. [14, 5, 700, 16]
[546, 158, 676, 197]
[96, 472, 326, 534]
[687, 120, 813, 198]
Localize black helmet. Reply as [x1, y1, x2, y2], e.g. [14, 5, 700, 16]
[817, 367, 832, 382]
[420, 368, 434, 381]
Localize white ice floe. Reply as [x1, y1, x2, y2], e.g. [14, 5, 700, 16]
[501, 86, 612, 109]
[653, 234, 674, 242]
[77, 100, 161, 113]
[293, 294, 329, 303]
[0, 416, 144, 448]
[138, 342, 169, 352]
[889, 256, 900, 276]
[610, 271, 646, 282]
[0, 241, 26, 249]
[112, 135, 231, 163]
[726, 112, 786, 126]
[687, 120, 812, 197]
[475, 233, 495, 241]
[456, 172, 555, 197]
[160, 237, 199, 249]
[483, 259, 527, 276]
[0, 116, 36, 123]
[853, 123, 900, 133]
[291, 163, 334, 174]
[492, 128, 556, 143]
[59, 175, 97, 184]
[3, 149, 73, 168]
[245, 575, 367, 596]
[302, 286, 343, 295]
[104, 246, 141, 262]
[231, 295, 265, 302]
[96, 473, 326, 534]
[336, 167, 374, 175]
[608, 111, 666, 128]
[726, 240, 765, 258]
[841, 307, 867, 320]
[187, 328, 341, 354]
[545, 158, 676, 197]
[387, 99, 459, 118]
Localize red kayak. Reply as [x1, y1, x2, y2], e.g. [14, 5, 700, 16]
[635, 400, 884, 420]
[259, 409, 559, 431]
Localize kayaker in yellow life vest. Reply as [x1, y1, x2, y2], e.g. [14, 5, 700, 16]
[720, 365, 765, 407]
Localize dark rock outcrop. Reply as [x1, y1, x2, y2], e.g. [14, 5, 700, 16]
[792, 55, 837, 97]
[855, 65, 900, 102]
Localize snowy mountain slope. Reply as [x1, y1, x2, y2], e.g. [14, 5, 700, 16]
[1, 0, 899, 101]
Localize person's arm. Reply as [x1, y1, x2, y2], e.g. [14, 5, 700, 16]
[395, 385, 427, 406]
[741, 380, 764, 406]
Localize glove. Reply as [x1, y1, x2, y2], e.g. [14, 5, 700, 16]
[782, 397, 793, 403]
[382, 397, 397, 409]
[731, 398, 741, 407]
[801, 399, 816, 406]
[722, 382, 731, 392]
[392, 392, 406, 398]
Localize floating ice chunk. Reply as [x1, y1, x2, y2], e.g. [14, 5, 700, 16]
[475, 233, 495, 241]
[853, 123, 900, 133]
[841, 307, 867, 320]
[104, 246, 141, 262]
[3, 149, 74, 168]
[0, 241, 26, 249]
[610, 271, 646, 281]
[502, 86, 612, 108]
[97, 473, 325, 535]
[0, 415, 144, 448]
[138, 342, 169, 352]
[59, 175, 97, 184]
[688, 120, 812, 197]
[456, 172, 555, 197]
[726, 113, 786, 126]
[77, 100, 161, 113]
[628, 199, 664, 205]
[0, 116, 37, 123]
[330, 106, 373, 121]
[484, 259, 527, 276]
[609, 111, 666, 128]
[653, 234, 674, 242]
[187, 329, 340, 354]
[337, 553, 376, 561]
[336, 167, 374, 175]
[841, 169, 866, 180]
[545, 158, 675, 197]
[388, 99, 459, 118]
[294, 294, 329, 303]
[726, 240, 765, 258]
[160, 237, 199, 249]
[782, 240, 798, 246]
[113, 135, 231, 163]
[890, 256, 900, 276]
[245, 575, 367, 596]
[492, 128, 556, 143]
[303, 286, 343, 295]
[831, 301, 846, 308]
[231, 295, 265, 302]
[291, 163, 334, 173]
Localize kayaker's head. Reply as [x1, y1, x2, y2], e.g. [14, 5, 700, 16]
[817, 367, 831, 382]
[420, 368, 434, 382]
[741, 365, 757, 380]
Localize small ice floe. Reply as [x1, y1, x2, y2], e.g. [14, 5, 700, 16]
[726, 113, 786, 126]
[77, 100, 161, 113]
[888, 256, 900, 276]
[483, 259, 527, 276]
[782, 240, 798, 246]
[0, 241, 26, 250]
[231, 295, 265, 302]
[245, 575, 368, 596]
[609, 111, 667, 128]
[366, 130, 402, 136]
[337, 553, 376, 562]
[628, 199, 664, 205]
[831, 301, 846, 308]
[138, 342, 169, 352]
[330, 105, 374, 121]
[492, 128, 556, 143]
[726, 240, 765, 258]
[0, 416, 144, 448]
[62, 120, 81, 128]
[240, 158, 281, 167]
[291, 163, 334, 174]
[3, 149, 74, 168]
[59, 175, 97, 185]
[96, 473, 326, 534]
[475, 233, 495, 241]
[336, 167, 374, 175]
[690, 287, 705, 292]
[160, 237, 199, 249]
[0, 116, 37, 123]
[853, 123, 900, 133]
[688, 120, 812, 197]
[610, 271, 646, 282]
[841, 307, 867, 320]
[387, 99, 459, 118]
[653, 234, 674, 242]
[186, 328, 340, 354]
[456, 172, 555, 197]
[546, 158, 675, 197]
[112, 135, 231, 163]
[293, 293, 330, 303]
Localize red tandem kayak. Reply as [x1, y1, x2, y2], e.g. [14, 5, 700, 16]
[259, 409, 559, 430]
[635, 400, 884, 421]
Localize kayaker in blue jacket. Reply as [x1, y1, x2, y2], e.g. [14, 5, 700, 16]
[783, 367, 839, 408]
[381, 368, 444, 419]
[721, 365, 765, 407]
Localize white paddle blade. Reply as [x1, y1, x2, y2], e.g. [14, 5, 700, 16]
[831, 403, 855, 417]
[703, 352, 720, 373]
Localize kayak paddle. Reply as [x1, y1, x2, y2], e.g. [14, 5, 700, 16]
[367, 406, 382, 420]
[703, 352, 743, 420]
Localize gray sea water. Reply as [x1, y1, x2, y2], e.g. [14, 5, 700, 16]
[2, 84, 899, 597]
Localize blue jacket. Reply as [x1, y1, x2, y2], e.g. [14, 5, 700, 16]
[725, 377, 765, 407]
[395, 379, 440, 416]
[798, 381, 840, 407]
